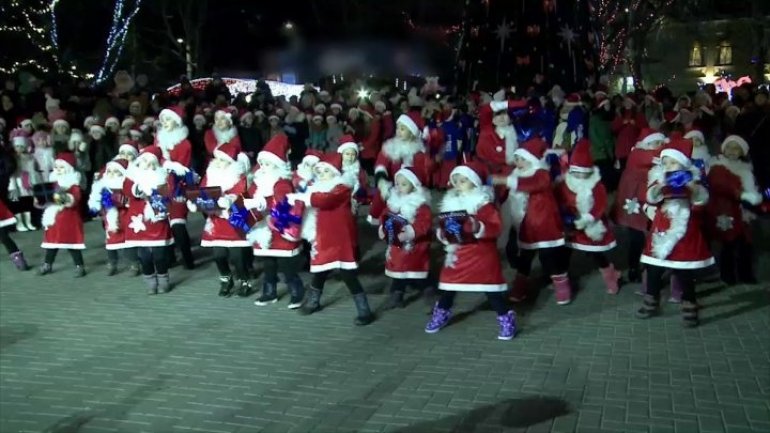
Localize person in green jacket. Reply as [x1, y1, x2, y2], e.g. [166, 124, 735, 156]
[588, 93, 617, 191]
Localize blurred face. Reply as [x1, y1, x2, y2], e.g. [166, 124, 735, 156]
[691, 137, 704, 148]
[54, 124, 68, 134]
[193, 117, 206, 129]
[137, 157, 158, 170]
[22, 123, 33, 134]
[314, 164, 336, 181]
[723, 142, 744, 160]
[623, 99, 634, 110]
[161, 116, 176, 131]
[513, 154, 531, 170]
[396, 123, 413, 140]
[313, 118, 323, 126]
[214, 113, 230, 130]
[105, 167, 123, 178]
[210, 155, 232, 169]
[106, 121, 119, 132]
[53, 161, 70, 176]
[662, 156, 684, 172]
[451, 174, 475, 192]
[755, 93, 768, 107]
[269, 117, 279, 127]
[241, 116, 253, 127]
[331, 107, 341, 115]
[492, 112, 509, 127]
[90, 131, 104, 140]
[130, 103, 141, 116]
[341, 148, 358, 164]
[301, 158, 317, 172]
[119, 150, 136, 161]
[1, 95, 12, 110]
[570, 170, 591, 179]
[395, 174, 414, 195]
[14, 143, 26, 154]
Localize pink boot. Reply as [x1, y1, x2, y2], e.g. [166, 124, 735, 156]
[508, 274, 529, 303]
[600, 265, 621, 294]
[551, 274, 572, 305]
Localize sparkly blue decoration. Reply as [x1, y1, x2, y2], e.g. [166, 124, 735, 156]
[692, 159, 708, 188]
[561, 209, 576, 229]
[228, 204, 251, 232]
[100, 188, 115, 210]
[764, 188, 770, 200]
[172, 171, 197, 198]
[383, 214, 408, 245]
[149, 189, 168, 214]
[195, 188, 217, 212]
[444, 216, 463, 238]
[665, 170, 693, 190]
[269, 197, 302, 234]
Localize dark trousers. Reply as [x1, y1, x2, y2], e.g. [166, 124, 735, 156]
[262, 254, 302, 284]
[171, 224, 194, 266]
[360, 158, 375, 176]
[437, 290, 510, 315]
[564, 249, 610, 269]
[516, 246, 569, 277]
[0, 227, 19, 254]
[719, 238, 754, 281]
[106, 248, 138, 265]
[44, 249, 84, 266]
[646, 265, 696, 303]
[627, 228, 646, 271]
[595, 159, 618, 192]
[311, 269, 364, 295]
[211, 247, 251, 280]
[138, 246, 169, 275]
[389, 277, 432, 293]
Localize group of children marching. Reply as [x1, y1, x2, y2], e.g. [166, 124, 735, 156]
[3, 102, 763, 339]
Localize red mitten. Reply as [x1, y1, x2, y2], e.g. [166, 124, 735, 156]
[462, 216, 479, 234]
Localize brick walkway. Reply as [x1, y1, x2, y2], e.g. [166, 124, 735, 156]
[1, 215, 769, 433]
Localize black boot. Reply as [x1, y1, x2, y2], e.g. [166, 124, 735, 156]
[627, 266, 642, 283]
[383, 290, 405, 310]
[236, 280, 252, 297]
[736, 241, 757, 284]
[353, 293, 374, 326]
[286, 276, 305, 310]
[299, 287, 322, 315]
[635, 295, 660, 319]
[254, 281, 278, 306]
[218, 276, 234, 297]
[107, 261, 118, 276]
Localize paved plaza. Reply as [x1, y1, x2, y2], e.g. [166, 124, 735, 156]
[1, 216, 769, 433]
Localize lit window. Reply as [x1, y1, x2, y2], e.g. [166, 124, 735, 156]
[689, 42, 704, 67]
[717, 41, 732, 65]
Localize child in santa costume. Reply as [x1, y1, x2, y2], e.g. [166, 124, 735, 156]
[474, 91, 525, 175]
[288, 153, 375, 326]
[427, 162, 516, 340]
[684, 130, 710, 165]
[204, 110, 242, 166]
[555, 138, 621, 294]
[337, 135, 370, 212]
[369, 114, 428, 224]
[705, 135, 762, 285]
[8, 135, 41, 232]
[246, 134, 306, 309]
[377, 155, 432, 310]
[0, 197, 29, 270]
[156, 106, 196, 269]
[636, 138, 714, 327]
[32, 130, 54, 182]
[88, 158, 136, 276]
[613, 128, 666, 283]
[123, 146, 175, 295]
[37, 152, 86, 277]
[494, 137, 572, 305]
[190, 142, 253, 297]
[293, 150, 322, 193]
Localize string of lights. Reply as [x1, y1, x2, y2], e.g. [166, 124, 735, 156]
[94, 0, 143, 84]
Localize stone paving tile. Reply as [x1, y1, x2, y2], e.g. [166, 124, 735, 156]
[1, 216, 769, 433]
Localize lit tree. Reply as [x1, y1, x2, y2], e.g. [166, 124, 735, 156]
[0, 0, 60, 76]
[93, 0, 143, 85]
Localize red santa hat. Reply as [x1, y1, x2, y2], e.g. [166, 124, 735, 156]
[395, 154, 428, 188]
[159, 106, 185, 125]
[564, 93, 582, 107]
[312, 114, 324, 122]
[258, 134, 290, 167]
[268, 114, 280, 122]
[55, 152, 77, 170]
[137, 145, 163, 164]
[90, 124, 106, 136]
[594, 91, 610, 109]
[396, 114, 420, 138]
[20, 118, 33, 128]
[215, 109, 233, 122]
[119, 142, 139, 155]
[105, 116, 120, 128]
[514, 137, 548, 166]
[337, 135, 359, 154]
[683, 129, 705, 145]
[239, 111, 254, 123]
[450, 161, 488, 188]
[121, 117, 136, 128]
[721, 135, 749, 156]
[637, 128, 666, 147]
[314, 104, 327, 114]
[302, 149, 323, 165]
[213, 141, 240, 162]
[569, 138, 594, 173]
[660, 138, 693, 167]
[315, 152, 343, 175]
[106, 158, 129, 175]
[52, 119, 70, 129]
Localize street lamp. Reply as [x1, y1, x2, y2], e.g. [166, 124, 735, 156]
[284, 21, 294, 31]
[177, 38, 184, 44]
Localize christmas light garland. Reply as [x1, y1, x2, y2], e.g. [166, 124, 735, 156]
[165, 78, 313, 98]
[94, 0, 143, 84]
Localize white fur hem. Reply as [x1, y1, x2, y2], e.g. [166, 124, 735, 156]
[40, 242, 86, 249]
[124, 239, 175, 247]
[640, 255, 715, 270]
[385, 270, 429, 279]
[252, 247, 302, 257]
[200, 239, 252, 248]
[518, 238, 565, 250]
[438, 282, 507, 292]
[310, 261, 358, 273]
[169, 218, 187, 226]
[565, 241, 617, 252]
[0, 217, 15, 228]
[105, 243, 132, 250]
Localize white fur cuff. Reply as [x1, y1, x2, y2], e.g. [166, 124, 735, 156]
[647, 185, 664, 204]
[490, 101, 508, 112]
[163, 161, 189, 176]
[474, 221, 485, 239]
[506, 175, 518, 191]
[186, 200, 198, 213]
[691, 185, 709, 206]
[740, 191, 762, 206]
[402, 224, 416, 241]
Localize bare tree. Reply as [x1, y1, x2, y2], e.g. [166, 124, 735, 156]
[157, 0, 207, 78]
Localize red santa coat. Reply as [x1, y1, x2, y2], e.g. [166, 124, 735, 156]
[437, 190, 506, 292]
[614, 146, 660, 232]
[88, 174, 131, 250]
[203, 129, 242, 162]
[199, 177, 250, 248]
[379, 191, 432, 279]
[41, 184, 85, 250]
[370, 139, 428, 222]
[501, 167, 565, 250]
[381, 111, 395, 141]
[247, 177, 302, 257]
[705, 157, 763, 242]
[475, 100, 526, 174]
[122, 177, 175, 247]
[0, 199, 15, 228]
[640, 174, 714, 270]
[611, 111, 648, 160]
[555, 171, 616, 252]
[157, 136, 193, 226]
[360, 115, 382, 161]
[302, 180, 358, 272]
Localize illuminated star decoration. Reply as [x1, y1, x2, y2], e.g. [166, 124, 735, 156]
[716, 215, 734, 231]
[94, 0, 143, 85]
[623, 198, 641, 215]
[558, 25, 577, 50]
[129, 215, 146, 233]
[496, 17, 514, 53]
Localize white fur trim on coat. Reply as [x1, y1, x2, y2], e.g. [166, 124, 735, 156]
[42, 205, 63, 229]
[650, 199, 690, 260]
[565, 169, 606, 242]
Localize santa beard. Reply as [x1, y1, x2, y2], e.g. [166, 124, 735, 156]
[341, 161, 361, 187]
[156, 125, 189, 151]
[381, 137, 424, 164]
[296, 164, 314, 181]
[50, 170, 81, 189]
[205, 163, 242, 191]
[253, 165, 292, 196]
[213, 126, 237, 145]
[101, 173, 126, 190]
[126, 164, 167, 193]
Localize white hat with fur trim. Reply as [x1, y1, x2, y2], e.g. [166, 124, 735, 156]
[336, 135, 359, 154]
[90, 125, 106, 136]
[683, 129, 705, 145]
[396, 114, 419, 138]
[721, 135, 749, 156]
[53, 119, 70, 129]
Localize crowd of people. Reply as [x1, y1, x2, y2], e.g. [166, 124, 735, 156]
[1, 72, 768, 339]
